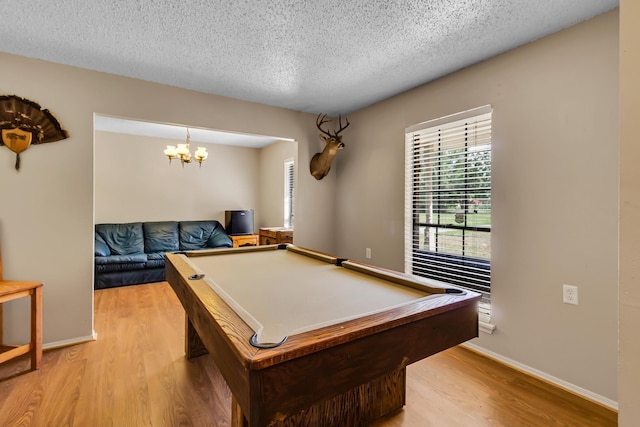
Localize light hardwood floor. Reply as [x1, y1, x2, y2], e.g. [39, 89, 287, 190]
[0, 282, 617, 426]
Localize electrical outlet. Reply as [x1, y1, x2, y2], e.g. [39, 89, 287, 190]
[365, 248, 371, 259]
[563, 284, 578, 305]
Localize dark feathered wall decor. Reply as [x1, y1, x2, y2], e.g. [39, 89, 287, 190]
[0, 95, 69, 171]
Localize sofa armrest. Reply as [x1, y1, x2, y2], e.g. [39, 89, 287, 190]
[179, 220, 233, 250]
[207, 229, 233, 248]
[95, 236, 111, 257]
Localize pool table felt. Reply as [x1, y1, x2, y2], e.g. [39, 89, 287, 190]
[183, 248, 443, 345]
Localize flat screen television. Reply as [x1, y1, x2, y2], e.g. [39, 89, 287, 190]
[225, 209, 254, 235]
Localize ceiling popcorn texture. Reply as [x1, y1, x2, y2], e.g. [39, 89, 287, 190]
[0, 0, 617, 116]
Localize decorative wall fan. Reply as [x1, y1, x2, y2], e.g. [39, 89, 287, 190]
[0, 95, 69, 171]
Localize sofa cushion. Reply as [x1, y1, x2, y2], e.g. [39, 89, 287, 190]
[145, 259, 165, 269]
[144, 221, 179, 253]
[179, 220, 231, 250]
[95, 262, 147, 273]
[95, 268, 165, 289]
[95, 235, 111, 257]
[147, 252, 166, 260]
[96, 223, 145, 255]
[94, 254, 148, 264]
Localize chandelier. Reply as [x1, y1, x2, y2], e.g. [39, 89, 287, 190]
[163, 128, 208, 167]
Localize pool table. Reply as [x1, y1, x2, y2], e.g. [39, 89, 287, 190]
[165, 244, 480, 427]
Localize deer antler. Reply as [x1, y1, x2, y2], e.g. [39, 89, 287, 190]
[335, 115, 350, 135]
[316, 113, 350, 137]
[316, 113, 333, 137]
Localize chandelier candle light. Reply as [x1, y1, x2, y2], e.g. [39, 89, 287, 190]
[164, 128, 208, 167]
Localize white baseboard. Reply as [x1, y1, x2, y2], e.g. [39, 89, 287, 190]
[462, 342, 618, 411]
[43, 331, 97, 350]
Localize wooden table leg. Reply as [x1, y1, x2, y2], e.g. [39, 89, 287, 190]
[30, 286, 42, 370]
[231, 395, 248, 427]
[185, 316, 208, 359]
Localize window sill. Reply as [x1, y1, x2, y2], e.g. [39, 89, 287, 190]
[479, 319, 496, 334]
[479, 309, 495, 334]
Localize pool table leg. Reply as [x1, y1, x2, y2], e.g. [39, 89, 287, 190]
[185, 316, 208, 358]
[231, 395, 248, 427]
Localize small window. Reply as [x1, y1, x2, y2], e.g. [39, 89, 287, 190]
[405, 106, 492, 320]
[284, 159, 294, 228]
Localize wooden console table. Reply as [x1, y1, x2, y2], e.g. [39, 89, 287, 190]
[259, 227, 293, 245]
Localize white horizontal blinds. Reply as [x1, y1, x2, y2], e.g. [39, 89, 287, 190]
[405, 108, 492, 305]
[284, 160, 294, 228]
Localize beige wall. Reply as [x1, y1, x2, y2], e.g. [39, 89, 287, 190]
[619, 1, 639, 424]
[0, 52, 336, 347]
[258, 139, 296, 229]
[335, 11, 619, 403]
[95, 131, 261, 224]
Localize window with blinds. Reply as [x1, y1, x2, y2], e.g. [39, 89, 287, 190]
[284, 159, 294, 228]
[404, 106, 492, 313]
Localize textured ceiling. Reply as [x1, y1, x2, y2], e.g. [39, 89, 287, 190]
[0, 1, 617, 117]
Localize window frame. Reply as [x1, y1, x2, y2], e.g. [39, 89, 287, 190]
[404, 105, 494, 333]
[284, 158, 294, 229]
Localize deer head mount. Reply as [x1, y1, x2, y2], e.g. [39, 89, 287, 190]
[310, 113, 350, 180]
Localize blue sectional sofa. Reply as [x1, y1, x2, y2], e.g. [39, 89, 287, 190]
[94, 220, 233, 289]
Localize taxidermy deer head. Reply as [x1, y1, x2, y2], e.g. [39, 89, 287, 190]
[310, 113, 350, 180]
